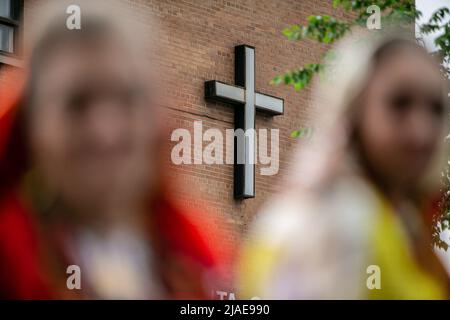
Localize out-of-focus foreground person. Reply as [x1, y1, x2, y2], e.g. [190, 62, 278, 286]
[240, 30, 450, 299]
[0, 2, 232, 299]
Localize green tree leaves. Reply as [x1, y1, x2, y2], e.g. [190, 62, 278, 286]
[271, 63, 322, 91]
[273, 0, 422, 94]
[421, 7, 450, 77]
[282, 15, 350, 43]
[290, 127, 314, 139]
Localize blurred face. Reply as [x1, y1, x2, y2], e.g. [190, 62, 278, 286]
[357, 47, 448, 193]
[28, 37, 161, 216]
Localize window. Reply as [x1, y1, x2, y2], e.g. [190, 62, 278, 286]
[0, 0, 22, 57]
[0, 24, 14, 53]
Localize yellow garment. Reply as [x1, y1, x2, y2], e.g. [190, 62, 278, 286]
[238, 239, 283, 299]
[239, 190, 447, 299]
[368, 197, 446, 299]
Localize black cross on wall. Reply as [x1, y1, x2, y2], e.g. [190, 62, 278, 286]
[205, 45, 284, 199]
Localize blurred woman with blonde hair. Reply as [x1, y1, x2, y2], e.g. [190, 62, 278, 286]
[240, 29, 450, 299]
[0, 1, 233, 299]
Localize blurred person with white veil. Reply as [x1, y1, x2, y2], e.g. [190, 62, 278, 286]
[239, 29, 450, 299]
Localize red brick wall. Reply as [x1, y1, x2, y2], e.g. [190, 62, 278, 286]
[140, 0, 352, 235]
[15, 0, 353, 238]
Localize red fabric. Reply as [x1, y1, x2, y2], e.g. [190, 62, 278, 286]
[0, 188, 225, 299]
[152, 199, 229, 299]
[154, 199, 216, 268]
[0, 190, 51, 299]
[0, 72, 47, 299]
[0, 108, 14, 159]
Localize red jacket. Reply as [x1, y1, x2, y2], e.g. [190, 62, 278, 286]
[0, 70, 233, 299]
